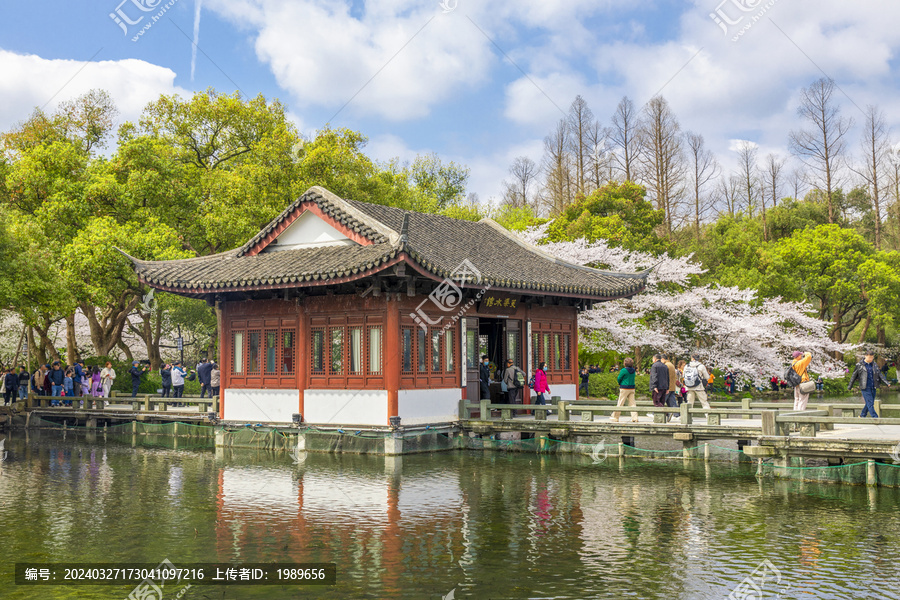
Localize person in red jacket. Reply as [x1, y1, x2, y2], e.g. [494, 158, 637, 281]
[533, 362, 550, 405]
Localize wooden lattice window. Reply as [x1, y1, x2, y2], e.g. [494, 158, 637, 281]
[417, 328, 427, 373]
[368, 326, 382, 375]
[265, 330, 278, 374]
[431, 329, 442, 373]
[282, 331, 295, 374]
[563, 333, 571, 371]
[248, 330, 261, 373]
[444, 329, 455, 373]
[330, 327, 344, 375]
[311, 328, 325, 374]
[554, 334, 562, 371]
[402, 327, 413, 374]
[532, 332, 540, 369]
[349, 326, 363, 374]
[543, 333, 551, 372]
[233, 331, 244, 375]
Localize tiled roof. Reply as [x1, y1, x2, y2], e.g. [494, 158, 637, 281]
[129, 186, 648, 299]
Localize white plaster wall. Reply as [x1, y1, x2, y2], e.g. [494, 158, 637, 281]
[304, 389, 388, 426]
[554, 383, 577, 400]
[223, 389, 299, 423]
[269, 210, 355, 250]
[398, 388, 461, 425]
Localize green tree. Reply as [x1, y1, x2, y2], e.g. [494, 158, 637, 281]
[761, 224, 872, 343]
[545, 181, 669, 253]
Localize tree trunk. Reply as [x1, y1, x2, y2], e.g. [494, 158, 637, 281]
[82, 293, 141, 357]
[857, 315, 871, 344]
[12, 326, 26, 368]
[117, 339, 134, 362]
[65, 312, 78, 365]
[27, 327, 42, 367]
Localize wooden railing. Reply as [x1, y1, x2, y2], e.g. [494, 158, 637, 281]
[27, 392, 219, 414]
[461, 396, 900, 428]
[763, 407, 900, 437]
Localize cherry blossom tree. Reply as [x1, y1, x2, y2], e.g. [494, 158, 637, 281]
[520, 224, 852, 384]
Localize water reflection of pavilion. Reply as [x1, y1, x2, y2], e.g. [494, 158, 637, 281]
[214, 456, 468, 593]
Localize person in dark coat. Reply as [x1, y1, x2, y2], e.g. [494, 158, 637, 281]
[48, 361, 65, 400]
[73, 360, 84, 398]
[129, 361, 148, 397]
[479, 355, 491, 400]
[197, 358, 213, 398]
[160, 364, 172, 398]
[649, 354, 669, 410]
[848, 349, 890, 418]
[3, 368, 17, 406]
[17, 366, 30, 401]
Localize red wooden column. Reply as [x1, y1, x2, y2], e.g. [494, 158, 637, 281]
[522, 303, 531, 405]
[297, 301, 308, 418]
[385, 296, 400, 424]
[571, 306, 580, 400]
[218, 300, 228, 419]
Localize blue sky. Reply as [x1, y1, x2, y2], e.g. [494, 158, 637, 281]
[2, 0, 899, 203]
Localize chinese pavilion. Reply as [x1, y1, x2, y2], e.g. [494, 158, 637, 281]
[128, 186, 647, 427]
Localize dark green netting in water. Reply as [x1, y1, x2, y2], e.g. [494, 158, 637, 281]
[466, 436, 750, 462]
[875, 462, 900, 487]
[222, 427, 296, 451]
[756, 460, 900, 486]
[107, 421, 215, 438]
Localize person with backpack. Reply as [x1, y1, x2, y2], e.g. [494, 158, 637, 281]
[532, 361, 550, 406]
[789, 351, 812, 410]
[612, 357, 638, 422]
[683, 353, 711, 411]
[502, 359, 526, 407]
[848, 349, 890, 418]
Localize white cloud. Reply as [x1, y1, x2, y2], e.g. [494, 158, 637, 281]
[0, 49, 187, 134]
[206, 0, 496, 121]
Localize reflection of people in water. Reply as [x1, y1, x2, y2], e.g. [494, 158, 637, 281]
[799, 535, 821, 569]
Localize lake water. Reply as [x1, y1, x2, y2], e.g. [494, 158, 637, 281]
[1, 429, 899, 599]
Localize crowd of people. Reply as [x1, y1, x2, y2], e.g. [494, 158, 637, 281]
[1, 357, 221, 407]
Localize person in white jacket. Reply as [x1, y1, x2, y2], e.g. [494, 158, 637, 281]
[171, 361, 187, 399]
[100, 361, 116, 400]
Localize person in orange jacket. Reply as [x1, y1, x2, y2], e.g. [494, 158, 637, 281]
[791, 351, 812, 410]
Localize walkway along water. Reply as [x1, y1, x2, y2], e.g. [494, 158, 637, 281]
[4, 394, 900, 487]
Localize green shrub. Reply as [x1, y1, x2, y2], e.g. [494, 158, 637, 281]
[587, 372, 649, 400]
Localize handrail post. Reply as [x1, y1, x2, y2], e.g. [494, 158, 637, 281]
[761, 410, 777, 437]
[479, 399, 490, 420]
[680, 402, 691, 425]
[874, 399, 882, 417]
[558, 401, 569, 422]
[741, 397, 751, 420]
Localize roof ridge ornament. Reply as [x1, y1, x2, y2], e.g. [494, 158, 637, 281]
[398, 212, 409, 247]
